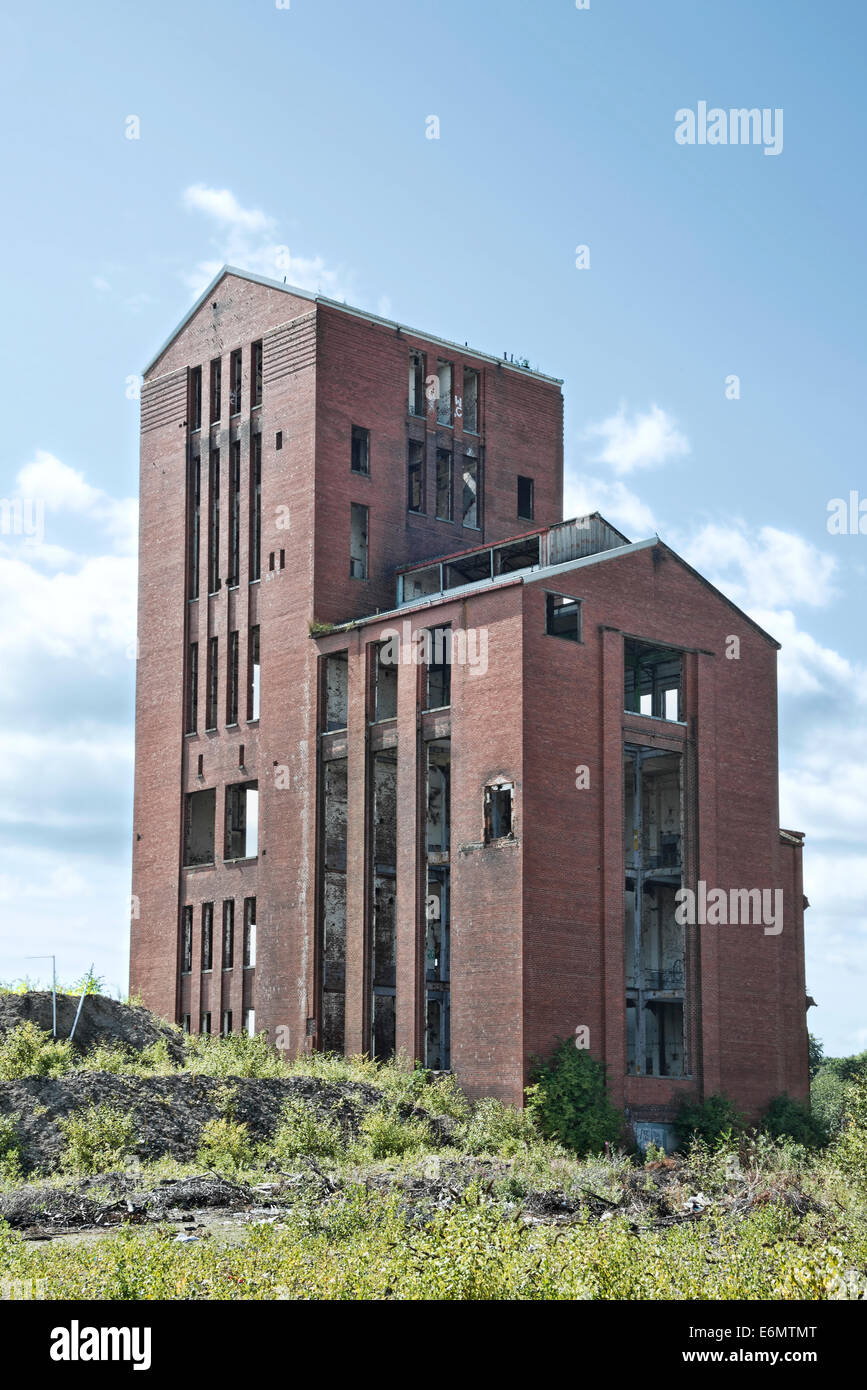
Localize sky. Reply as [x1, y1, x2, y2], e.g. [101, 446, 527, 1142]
[0, 0, 864, 1056]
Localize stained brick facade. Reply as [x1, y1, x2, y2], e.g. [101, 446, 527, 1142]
[131, 267, 809, 1131]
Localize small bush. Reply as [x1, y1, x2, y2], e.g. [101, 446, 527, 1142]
[811, 1067, 848, 1137]
[59, 1104, 137, 1175]
[0, 1022, 75, 1080]
[183, 1031, 285, 1078]
[0, 1115, 23, 1182]
[674, 1093, 744, 1149]
[834, 1076, 867, 1189]
[525, 1041, 622, 1156]
[463, 1098, 539, 1157]
[271, 1098, 345, 1162]
[761, 1094, 827, 1149]
[358, 1108, 432, 1160]
[196, 1117, 255, 1173]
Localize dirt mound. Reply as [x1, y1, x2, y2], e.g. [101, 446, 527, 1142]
[0, 992, 183, 1060]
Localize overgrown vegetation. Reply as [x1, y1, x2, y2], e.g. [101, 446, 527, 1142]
[526, 1041, 623, 1155]
[58, 1104, 138, 1176]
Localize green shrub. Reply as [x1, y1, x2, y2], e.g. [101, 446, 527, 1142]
[271, 1098, 345, 1163]
[761, 1094, 827, 1149]
[0, 1115, 23, 1182]
[59, 1104, 137, 1175]
[463, 1097, 539, 1157]
[183, 1031, 285, 1078]
[358, 1108, 432, 1160]
[674, 1093, 744, 1149]
[524, 1041, 622, 1156]
[833, 1076, 867, 1189]
[196, 1117, 255, 1173]
[0, 1022, 75, 1080]
[811, 1067, 848, 1137]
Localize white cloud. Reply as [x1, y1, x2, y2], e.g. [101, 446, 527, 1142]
[183, 184, 273, 234]
[680, 522, 837, 612]
[585, 403, 689, 475]
[562, 472, 656, 537]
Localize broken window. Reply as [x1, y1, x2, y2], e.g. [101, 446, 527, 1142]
[517, 475, 534, 520]
[200, 1012, 211, 1035]
[373, 641, 398, 722]
[461, 456, 479, 528]
[409, 349, 425, 417]
[225, 781, 258, 860]
[624, 639, 683, 721]
[206, 636, 218, 730]
[426, 741, 451, 854]
[242, 1008, 255, 1035]
[201, 902, 213, 970]
[210, 358, 221, 423]
[188, 452, 200, 600]
[484, 782, 514, 842]
[184, 788, 215, 866]
[181, 906, 193, 973]
[463, 367, 479, 434]
[624, 746, 686, 1078]
[230, 348, 242, 415]
[323, 652, 348, 731]
[351, 424, 370, 475]
[321, 758, 346, 1050]
[545, 592, 582, 642]
[251, 339, 263, 407]
[187, 641, 198, 734]
[227, 631, 239, 725]
[208, 448, 220, 594]
[221, 1010, 233, 1036]
[250, 432, 262, 582]
[425, 741, 451, 1069]
[182, 1014, 191, 1034]
[189, 365, 202, 431]
[436, 447, 452, 520]
[436, 360, 453, 426]
[243, 897, 257, 968]
[222, 899, 234, 968]
[370, 748, 397, 1060]
[228, 440, 240, 586]
[350, 502, 368, 579]
[425, 627, 451, 710]
[407, 440, 425, 513]
[248, 626, 260, 721]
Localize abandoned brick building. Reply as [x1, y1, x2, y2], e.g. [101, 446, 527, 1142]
[130, 266, 809, 1138]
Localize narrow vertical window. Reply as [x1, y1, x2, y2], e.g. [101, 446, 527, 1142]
[189, 366, 202, 431]
[210, 358, 221, 423]
[181, 906, 193, 973]
[230, 348, 242, 415]
[208, 448, 221, 593]
[407, 440, 425, 513]
[248, 625, 260, 720]
[250, 433, 262, 581]
[243, 897, 257, 967]
[462, 456, 479, 528]
[187, 642, 199, 734]
[242, 1008, 255, 1035]
[351, 424, 370, 475]
[436, 360, 453, 426]
[201, 902, 213, 970]
[227, 630, 239, 724]
[517, 475, 534, 520]
[463, 367, 479, 434]
[228, 439, 240, 586]
[206, 636, 218, 730]
[222, 899, 234, 968]
[188, 452, 200, 600]
[221, 1010, 233, 1036]
[251, 340, 263, 407]
[409, 349, 425, 416]
[200, 1012, 211, 1035]
[350, 503, 368, 579]
[435, 448, 452, 521]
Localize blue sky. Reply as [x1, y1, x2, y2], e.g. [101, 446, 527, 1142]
[0, 0, 864, 1056]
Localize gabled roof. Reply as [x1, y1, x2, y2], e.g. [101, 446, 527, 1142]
[144, 265, 564, 384]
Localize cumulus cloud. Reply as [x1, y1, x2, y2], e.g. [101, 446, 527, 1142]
[680, 522, 837, 613]
[562, 472, 656, 537]
[585, 403, 690, 475]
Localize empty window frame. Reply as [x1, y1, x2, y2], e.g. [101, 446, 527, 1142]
[210, 358, 221, 423]
[251, 339, 263, 407]
[187, 641, 199, 733]
[323, 651, 349, 731]
[248, 626, 260, 721]
[463, 367, 479, 434]
[221, 1010, 233, 1036]
[409, 349, 425, 417]
[189, 365, 202, 431]
[250, 432, 262, 581]
[206, 636, 218, 730]
[350, 502, 368, 579]
[243, 896, 257, 967]
[222, 899, 235, 969]
[208, 448, 221, 593]
[484, 782, 514, 842]
[426, 740, 451, 855]
[407, 440, 425, 513]
[182, 1014, 191, 1034]
[187, 451, 200, 600]
[229, 348, 242, 415]
[183, 788, 216, 866]
[517, 475, 534, 520]
[624, 639, 683, 722]
[545, 592, 582, 642]
[320, 758, 347, 1051]
[370, 748, 397, 1060]
[425, 626, 451, 710]
[228, 440, 241, 586]
[200, 1012, 211, 1036]
[373, 641, 398, 722]
[351, 424, 370, 475]
[435, 447, 453, 521]
[275, 430, 282, 450]
[181, 906, 193, 973]
[242, 1008, 255, 1035]
[436, 360, 453, 426]
[201, 902, 213, 970]
[225, 781, 259, 860]
[461, 456, 479, 528]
